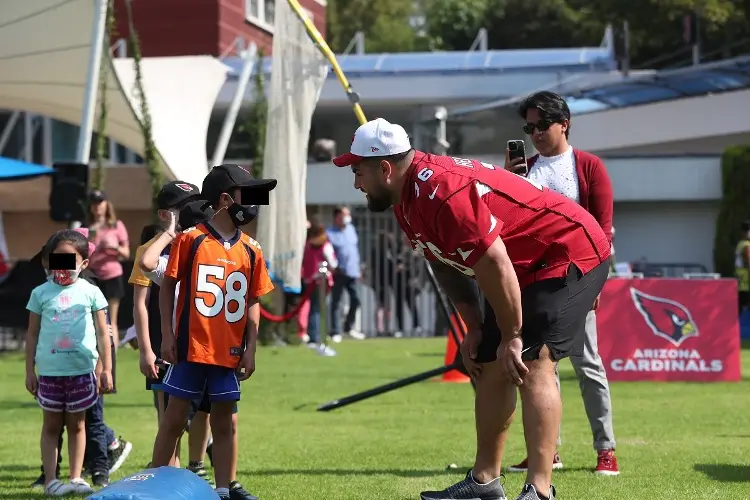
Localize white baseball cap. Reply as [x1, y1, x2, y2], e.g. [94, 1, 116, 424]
[332, 118, 412, 167]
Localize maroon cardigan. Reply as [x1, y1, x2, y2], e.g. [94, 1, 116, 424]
[527, 148, 614, 243]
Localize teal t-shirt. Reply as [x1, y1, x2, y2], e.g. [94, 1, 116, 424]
[26, 279, 108, 376]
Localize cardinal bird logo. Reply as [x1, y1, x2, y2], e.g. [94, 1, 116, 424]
[630, 287, 698, 347]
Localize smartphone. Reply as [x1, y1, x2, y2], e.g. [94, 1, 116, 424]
[507, 140, 528, 175]
[155, 358, 171, 369]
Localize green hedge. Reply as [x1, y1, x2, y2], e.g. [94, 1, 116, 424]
[714, 145, 750, 277]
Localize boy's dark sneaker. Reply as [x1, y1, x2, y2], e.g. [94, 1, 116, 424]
[30, 472, 47, 490]
[230, 480, 260, 500]
[420, 470, 507, 500]
[107, 437, 133, 474]
[92, 471, 110, 487]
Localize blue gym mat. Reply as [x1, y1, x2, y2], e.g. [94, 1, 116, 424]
[87, 466, 219, 499]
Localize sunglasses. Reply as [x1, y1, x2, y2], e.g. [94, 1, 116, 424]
[523, 120, 556, 135]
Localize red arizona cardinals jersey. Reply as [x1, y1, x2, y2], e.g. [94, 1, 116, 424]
[393, 151, 611, 288]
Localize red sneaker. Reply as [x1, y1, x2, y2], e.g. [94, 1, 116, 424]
[506, 452, 564, 472]
[595, 449, 620, 476]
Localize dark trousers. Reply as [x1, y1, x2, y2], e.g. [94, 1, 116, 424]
[394, 281, 420, 331]
[85, 395, 115, 473]
[42, 395, 116, 476]
[330, 274, 360, 335]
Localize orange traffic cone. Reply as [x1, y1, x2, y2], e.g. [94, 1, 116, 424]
[441, 313, 471, 383]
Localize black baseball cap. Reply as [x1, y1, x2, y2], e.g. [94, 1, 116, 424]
[156, 181, 201, 210]
[201, 164, 277, 204]
[179, 200, 215, 229]
[89, 190, 107, 202]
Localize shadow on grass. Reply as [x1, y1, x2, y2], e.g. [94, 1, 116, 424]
[0, 465, 36, 472]
[0, 400, 38, 409]
[242, 467, 468, 478]
[0, 400, 152, 410]
[98, 401, 154, 409]
[694, 463, 750, 482]
[558, 372, 581, 381]
[0, 493, 46, 500]
[242, 466, 597, 478]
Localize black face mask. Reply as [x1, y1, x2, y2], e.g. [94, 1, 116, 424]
[227, 203, 259, 227]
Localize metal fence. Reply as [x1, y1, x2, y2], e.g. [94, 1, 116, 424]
[342, 207, 442, 338]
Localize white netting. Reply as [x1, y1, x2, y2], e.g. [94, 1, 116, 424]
[256, 0, 329, 292]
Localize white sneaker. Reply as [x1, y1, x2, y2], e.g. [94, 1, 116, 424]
[330, 334, 343, 343]
[317, 344, 337, 357]
[306, 342, 319, 349]
[347, 330, 366, 340]
[392, 330, 404, 338]
[69, 478, 94, 494]
[44, 479, 74, 496]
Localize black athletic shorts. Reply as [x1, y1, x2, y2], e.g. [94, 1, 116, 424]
[146, 363, 167, 391]
[476, 261, 609, 363]
[99, 275, 125, 301]
[187, 391, 238, 419]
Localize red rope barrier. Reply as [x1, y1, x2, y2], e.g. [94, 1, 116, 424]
[259, 281, 317, 322]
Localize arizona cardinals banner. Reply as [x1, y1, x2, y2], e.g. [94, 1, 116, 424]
[596, 278, 741, 382]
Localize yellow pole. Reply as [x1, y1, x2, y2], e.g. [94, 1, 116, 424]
[286, 0, 368, 126]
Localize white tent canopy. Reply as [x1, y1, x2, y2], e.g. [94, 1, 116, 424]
[0, 0, 229, 187]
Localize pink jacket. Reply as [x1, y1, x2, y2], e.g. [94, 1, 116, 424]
[301, 240, 337, 287]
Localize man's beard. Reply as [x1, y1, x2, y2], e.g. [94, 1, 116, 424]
[366, 191, 392, 212]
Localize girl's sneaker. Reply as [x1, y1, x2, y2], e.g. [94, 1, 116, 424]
[68, 478, 95, 495]
[44, 479, 74, 496]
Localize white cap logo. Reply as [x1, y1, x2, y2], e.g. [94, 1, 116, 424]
[332, 118, 412, 167]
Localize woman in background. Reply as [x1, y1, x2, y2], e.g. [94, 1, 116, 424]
[301, 218, 338, 355]
[86, 190, 130, 348]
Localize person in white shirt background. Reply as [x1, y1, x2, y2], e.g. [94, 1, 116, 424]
[505, 91, 620, 476]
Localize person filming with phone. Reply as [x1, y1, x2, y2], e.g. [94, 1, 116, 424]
[504, 91, 620, 477]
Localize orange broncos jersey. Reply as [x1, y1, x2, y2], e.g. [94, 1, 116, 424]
[166, 223, 275, 368]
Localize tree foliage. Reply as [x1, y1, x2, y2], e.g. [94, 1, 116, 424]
[714, 145, 750, 277]
[326, 0, 417, 53]
[418, 0, 488, 51]
[327, 0, 750, 68]
[568, 0, 749, 67]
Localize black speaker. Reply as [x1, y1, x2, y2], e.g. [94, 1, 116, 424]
[49, 162, 89, 223]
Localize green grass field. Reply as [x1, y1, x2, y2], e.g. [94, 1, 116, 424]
[1, 338, 749, 499]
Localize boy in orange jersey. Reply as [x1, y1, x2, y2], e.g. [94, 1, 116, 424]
[152, 164, 276, 500]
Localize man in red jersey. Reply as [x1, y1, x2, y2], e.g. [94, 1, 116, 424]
[333, 118, 611, 500]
